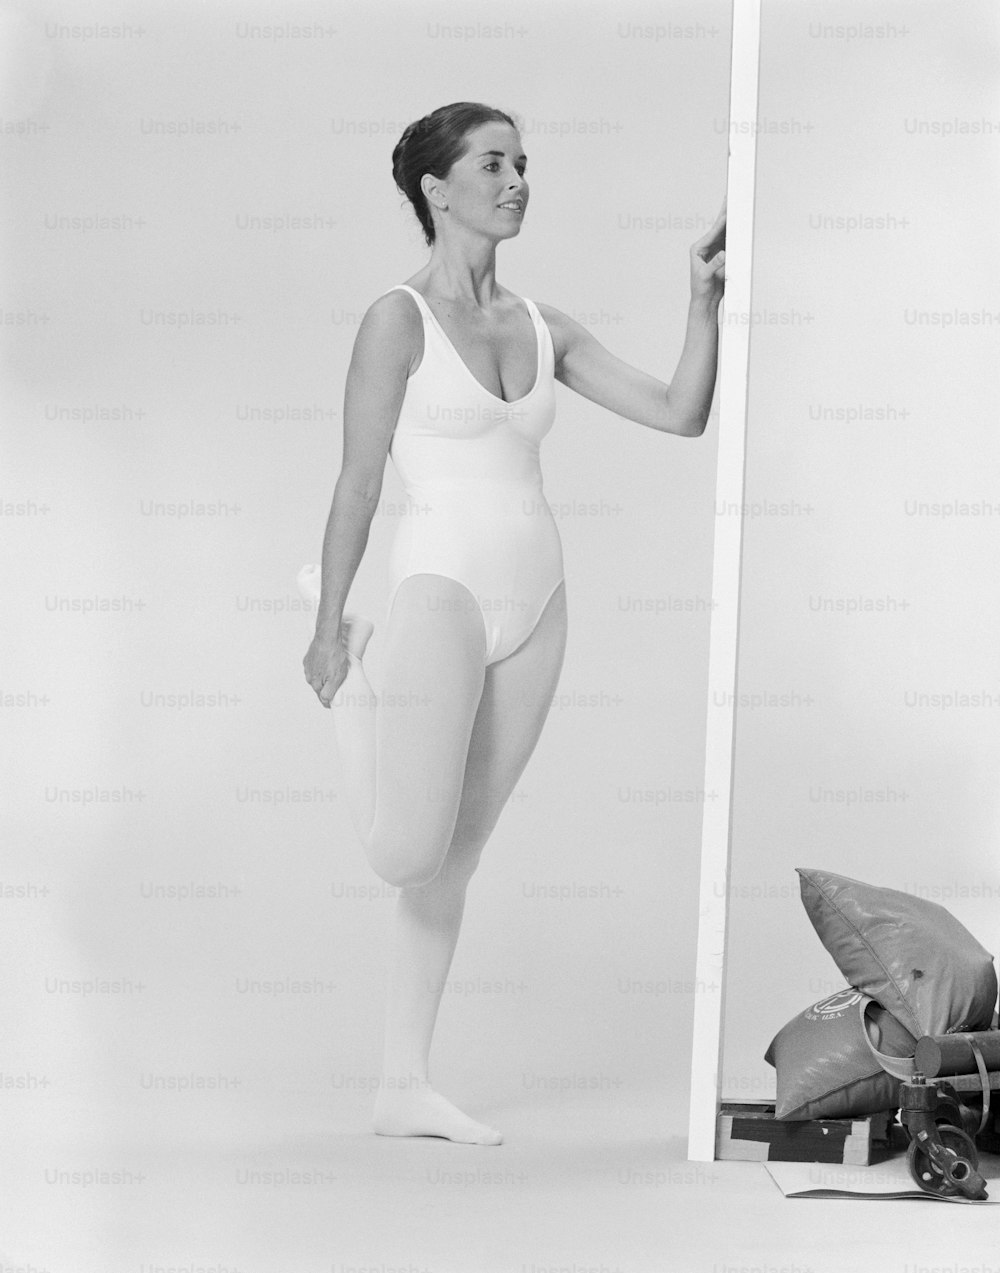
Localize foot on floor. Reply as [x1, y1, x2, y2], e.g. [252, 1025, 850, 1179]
[373, 1082, 503, 1146]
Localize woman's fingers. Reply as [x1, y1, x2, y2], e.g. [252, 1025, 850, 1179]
[314, 669, 333, 706]
[692, 208, 726, 259]
[303, 634, 349, 707]
[314, 663, 349, 708]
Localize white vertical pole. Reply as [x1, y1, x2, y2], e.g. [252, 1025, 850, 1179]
[686, 0, 761, 1162]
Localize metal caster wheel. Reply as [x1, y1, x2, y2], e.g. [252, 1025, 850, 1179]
[906, 1125, 986, 1200]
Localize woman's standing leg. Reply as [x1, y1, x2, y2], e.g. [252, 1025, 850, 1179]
[322, 569, 496, 1139]
[301, 565, 567, 1143]
[374, 582, 567, 1144]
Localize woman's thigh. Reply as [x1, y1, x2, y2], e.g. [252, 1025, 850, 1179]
[448, 580, 568, 860]
[370, 573, 488, 883]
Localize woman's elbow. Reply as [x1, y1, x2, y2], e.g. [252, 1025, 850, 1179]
[664, 412, 708, 438]
[336, 469, 383, 507]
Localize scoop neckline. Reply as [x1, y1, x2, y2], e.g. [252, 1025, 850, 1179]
[394, 284, 542, 407]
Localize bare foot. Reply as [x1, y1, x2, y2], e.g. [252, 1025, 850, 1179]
[373, 1082, 503, 1146]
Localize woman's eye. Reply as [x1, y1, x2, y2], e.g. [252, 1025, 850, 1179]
[483, 161, 526, 178]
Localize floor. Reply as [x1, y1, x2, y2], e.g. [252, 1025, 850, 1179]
[4, 1088, 996, 1273]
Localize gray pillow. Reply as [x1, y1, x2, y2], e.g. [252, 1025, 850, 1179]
[796, 868, 997, 1038]
[765, 988, 915, 1119]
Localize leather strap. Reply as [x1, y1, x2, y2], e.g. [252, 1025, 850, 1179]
[970, 1037, 991, 1135]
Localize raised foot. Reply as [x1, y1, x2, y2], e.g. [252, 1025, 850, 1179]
[295, 563, 322, 603]
[296, 565, 374, 660]
[373, 1084, 503, 1146]
[340, 615, 374, 661]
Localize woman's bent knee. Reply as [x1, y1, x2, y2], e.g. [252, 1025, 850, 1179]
[368, 835, 487, 892]
[372, 858, 443, 890]
[366, 836, 445, 890]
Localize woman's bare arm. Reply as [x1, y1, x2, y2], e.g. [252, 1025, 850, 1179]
[310, 290, 420, 645]
[537, 200, 726, 437]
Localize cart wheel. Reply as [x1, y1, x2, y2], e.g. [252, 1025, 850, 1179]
[906, 1126, 981, 1197]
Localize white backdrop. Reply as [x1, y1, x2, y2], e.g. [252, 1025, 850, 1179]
[0, 0, 730, 1181]
[720, 0, 1000, 1099]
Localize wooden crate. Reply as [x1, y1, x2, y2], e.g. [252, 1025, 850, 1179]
[717, 1101, 894, 1165]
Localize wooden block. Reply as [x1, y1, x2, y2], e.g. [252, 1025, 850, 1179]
[716, 1101, 893, 1165]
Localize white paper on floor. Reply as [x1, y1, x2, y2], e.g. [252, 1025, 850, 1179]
[764, 1150, 1000, 1202]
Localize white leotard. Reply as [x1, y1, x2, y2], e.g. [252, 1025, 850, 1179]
[383, 284, 564, 665]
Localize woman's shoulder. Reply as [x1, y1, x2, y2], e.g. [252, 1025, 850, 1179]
[356, 286, 423, 342]
[347, 287, 423, 375]
[527, 300, 580, 363]
[531, 299, 571, 327]
[365, 284, 424, 319]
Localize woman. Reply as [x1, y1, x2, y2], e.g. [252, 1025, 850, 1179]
[300, 101, 725, 1145]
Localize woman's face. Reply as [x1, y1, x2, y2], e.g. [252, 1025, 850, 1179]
[425, 120, 529, 243]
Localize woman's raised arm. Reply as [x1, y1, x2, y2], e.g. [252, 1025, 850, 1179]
[539, 199, 726, 437]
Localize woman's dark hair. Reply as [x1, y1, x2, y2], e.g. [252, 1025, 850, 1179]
[392, 102, 518, 246]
